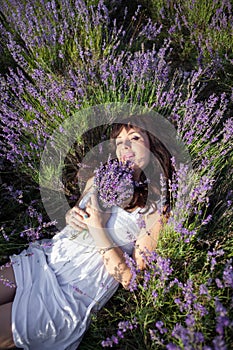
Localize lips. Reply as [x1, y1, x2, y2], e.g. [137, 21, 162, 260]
[122, 153, 135, 161]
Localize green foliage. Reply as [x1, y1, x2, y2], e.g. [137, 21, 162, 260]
[0, 0, 232, 348]
[138, 0, 233, 70]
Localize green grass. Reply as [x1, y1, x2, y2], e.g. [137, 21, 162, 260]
[0, 0, 232, 348]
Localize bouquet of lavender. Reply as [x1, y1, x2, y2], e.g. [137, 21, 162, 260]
[94, 157, 134, 209]
[69, 158, 134, 241]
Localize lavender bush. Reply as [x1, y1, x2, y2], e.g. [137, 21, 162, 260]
[0, 0, 232, 348]
[138, 0, 233, 72]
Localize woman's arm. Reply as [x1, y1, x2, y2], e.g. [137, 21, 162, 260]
[132, 211, 163, 270]
[84, 193, 133, 289]
[84, 192, 164, 288]
[86, 211, 163, 289]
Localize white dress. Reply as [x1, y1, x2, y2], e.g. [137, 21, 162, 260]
[10, 192, 142, 350]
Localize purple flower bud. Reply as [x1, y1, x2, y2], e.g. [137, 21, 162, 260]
[94, 157, 134, 208]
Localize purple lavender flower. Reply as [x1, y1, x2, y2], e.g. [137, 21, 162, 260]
[166, 344, 181, 350]
[155, 320, 168, 334]
[94, 157, 134, 208]
[212, 335, 227, 350]
[101, 318, 137, 347]
[123, 252, 139, 291]
[222, 259, 233, 288]
[136, 213, 146, 229]
[0, 263, 16, 288]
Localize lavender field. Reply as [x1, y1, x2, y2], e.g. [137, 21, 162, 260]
[0, 0, 232, 349]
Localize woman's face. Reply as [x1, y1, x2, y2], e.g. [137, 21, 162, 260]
[115, 127, 151, 174]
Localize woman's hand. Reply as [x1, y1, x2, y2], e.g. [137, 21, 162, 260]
[65, 206, 88, 232]
[84, 191, 111, 229]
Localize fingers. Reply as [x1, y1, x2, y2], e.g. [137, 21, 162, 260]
[66, 206, 88, 231]
[84, 194, 111, 229]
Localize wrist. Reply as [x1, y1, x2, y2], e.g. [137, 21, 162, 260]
[97, 246, 115, 255]
[87, 219, 106, 229]
[88, 226, 113, 247]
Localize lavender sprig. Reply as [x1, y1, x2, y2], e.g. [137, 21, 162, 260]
[93, 157, 134, 209]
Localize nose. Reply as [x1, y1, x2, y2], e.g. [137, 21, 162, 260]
[122, 139, 131, 148]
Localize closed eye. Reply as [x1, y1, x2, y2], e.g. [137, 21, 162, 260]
[131, 135, 140, 141]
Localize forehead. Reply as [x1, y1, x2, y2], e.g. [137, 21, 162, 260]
[116, 127, 144, 137]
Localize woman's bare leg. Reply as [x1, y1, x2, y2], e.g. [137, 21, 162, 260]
[0, 302, 15, 349]
[0, 264, 16, 305]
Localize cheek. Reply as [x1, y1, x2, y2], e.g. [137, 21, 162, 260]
[143, 149, 151, 167]
[140, 145, 151, 166]
[116, 147, 120, 159]
[133, 145, 150, 167]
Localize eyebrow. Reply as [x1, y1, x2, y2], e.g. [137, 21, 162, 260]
[116, 131, 141, 139]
